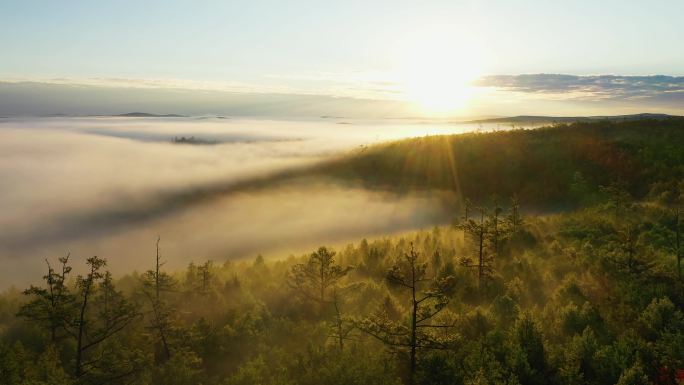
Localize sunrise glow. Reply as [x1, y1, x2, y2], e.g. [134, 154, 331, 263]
[393, 26, 487, 115]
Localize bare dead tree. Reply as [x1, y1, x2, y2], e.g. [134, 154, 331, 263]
[490, 196, 502, 257]
[327, 287, 358, 351]
[672, 207, 682, 280]
[199, 260, 213, 295]
[459, 207, 494, 289]
[463, 198, 472, 222]
[74, 256, 104, 377]
[142, 237, 176, 363]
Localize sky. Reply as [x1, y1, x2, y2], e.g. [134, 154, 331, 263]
[2, 0, 684, 117]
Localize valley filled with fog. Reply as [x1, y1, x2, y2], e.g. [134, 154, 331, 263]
[0, 116, 508, 287]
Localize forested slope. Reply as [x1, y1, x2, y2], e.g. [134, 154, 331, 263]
[311, 119, 684, 208]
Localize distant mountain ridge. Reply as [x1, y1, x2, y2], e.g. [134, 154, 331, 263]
[465, 112, 682, 124]
[114, 112, 186, 118]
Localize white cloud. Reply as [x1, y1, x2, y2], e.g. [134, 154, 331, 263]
[0, 116, 479, 287]
[476, 74, 684, 102]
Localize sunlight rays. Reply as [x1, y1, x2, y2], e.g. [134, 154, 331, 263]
[392, 24, 488, 116]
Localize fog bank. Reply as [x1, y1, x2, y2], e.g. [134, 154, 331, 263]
[0, 117, 488, 287]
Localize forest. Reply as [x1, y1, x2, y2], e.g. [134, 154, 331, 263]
[0, 119, 683, 385]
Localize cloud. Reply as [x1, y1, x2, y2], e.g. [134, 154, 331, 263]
[0, 116, 470, 288]
[476, 74, 684, 102]
[3, 73, 684, 119]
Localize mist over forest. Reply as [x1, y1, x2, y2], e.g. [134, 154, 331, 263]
[0, 116, 499, 287]
[3, 1, 684, 384]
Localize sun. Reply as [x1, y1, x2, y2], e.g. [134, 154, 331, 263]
[393, 26, 487, 115]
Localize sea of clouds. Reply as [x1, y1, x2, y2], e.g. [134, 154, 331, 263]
[0, 116, 496, 287]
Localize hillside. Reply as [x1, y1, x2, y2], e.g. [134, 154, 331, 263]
[306, 119, 684, 209]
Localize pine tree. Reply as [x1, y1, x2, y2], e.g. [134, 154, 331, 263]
[287, 246, 351, 305]
[288, 246, 353, 349]
[358, 244, 456, 385]
[506, 195, 524, 236]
